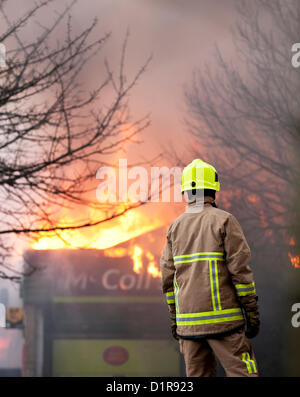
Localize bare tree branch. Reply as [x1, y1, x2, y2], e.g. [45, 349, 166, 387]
[182, 0, 300, 263]
[0, 1, 155, 279]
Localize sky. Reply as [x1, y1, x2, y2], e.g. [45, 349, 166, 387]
[68, 0, 238, 157]
[9, 0, 238, 162]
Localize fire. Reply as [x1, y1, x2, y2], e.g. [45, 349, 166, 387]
[30, 205, 164, 278]
[104, 247, 127, 257]
[127, 244, 161, 278]
[28, 121, 172, 278]
[247, 194, 259, 203]
[31, 208, 163, 250]
[145, 251, 161, 278]
[288, 253, 300, 268]
[288, 237, 299, 268]
[104, 244, 161, 278]
[130, 245, 143, 274]
[259, 209, 268, 228]
[289, 237, 295, 246]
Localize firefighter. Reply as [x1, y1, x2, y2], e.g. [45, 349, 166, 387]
[160, 159, 260, 377]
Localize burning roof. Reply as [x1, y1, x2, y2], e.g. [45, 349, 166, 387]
[23, 226, 167, 305]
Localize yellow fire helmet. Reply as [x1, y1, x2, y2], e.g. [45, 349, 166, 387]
[181, 159, 220, 193]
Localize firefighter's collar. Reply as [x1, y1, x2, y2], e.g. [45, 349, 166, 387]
[185, 196, 215, 213]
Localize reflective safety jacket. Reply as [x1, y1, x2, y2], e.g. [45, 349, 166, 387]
[160, 197, 258, 337]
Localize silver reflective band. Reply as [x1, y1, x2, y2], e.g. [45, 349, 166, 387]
[177, 311, 242, 322]
[176, 308, 244, 325]
[174, 275, 180, 313]
[166, 291, 175, 304]
[210, 259, 221, 311]
[174, 252, 225, 264]
[242, 352, 257, 374]
[238, 287, 255, 292]
[235, 282, 256, 297]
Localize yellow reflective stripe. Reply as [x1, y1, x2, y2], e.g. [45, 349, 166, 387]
[214, 260, 222, 310]
[242, 352, 257, 374]
[237, 290, 256, 297]
[209, 260, 222, 311]
[242, 353, 252, 374]
[251, 357, 258, 374]
[165, 291, 175, 304]
[209, 260, 216, 311]
[177, 308, 242, 318]
[166, 291, 175, 304]
[235, 282, 255, 289]
[173, 252, 225, 264]
[174, 258, 225, 264]
[177, 315, 244, 326]
[174, 252, 224, 259]
[166, 291, 174, 297]
[235, 282, 256, 296]
[174, 274, 180, 313]
[176, 308, 244, 325]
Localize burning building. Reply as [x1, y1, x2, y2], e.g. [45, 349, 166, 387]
[21, 226, 183, 377]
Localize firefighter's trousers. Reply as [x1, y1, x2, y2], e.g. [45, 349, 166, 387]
[179, 327, 258, 377]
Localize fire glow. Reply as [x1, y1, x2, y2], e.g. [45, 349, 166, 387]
[288, 253, 300, 268]
[246, 194, 299, 269]
[0, 336, 10, 360]
[30, 208, 162, 278]
[288, 237, 299, 268]
[30, 209, 163, 250]
[104, 244, 161, 278]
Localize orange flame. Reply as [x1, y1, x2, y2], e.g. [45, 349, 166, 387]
[104, 244, 161, 278]
[31, 209, 163, 251]
[259, 209, 268, 228]
[30, 205, 164, 278]
[129, 245, 161, 278]
[247, 194, 259, 203]
[289, 237, 295, 246]
[104, 247, 127, 257]
[288, 253, 300, 268]
[130, 245, 144, 274]
[28, 121, 169, 278]
[145, 251, 161, 278]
